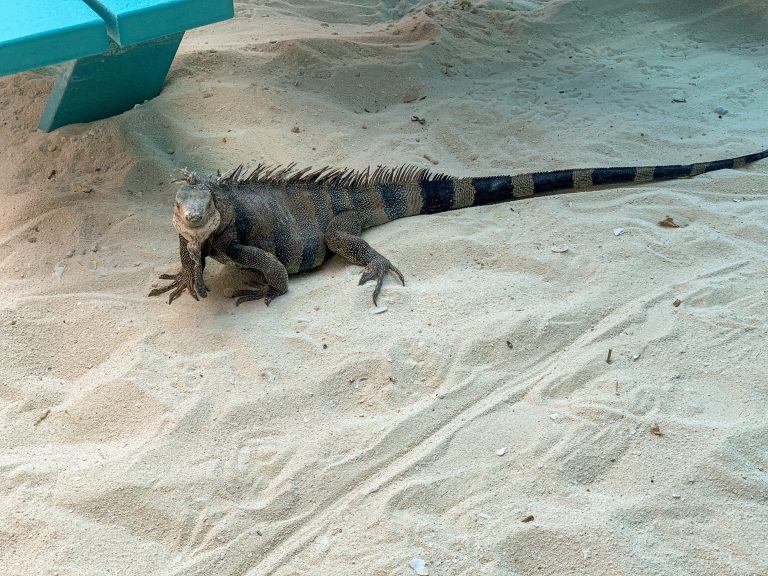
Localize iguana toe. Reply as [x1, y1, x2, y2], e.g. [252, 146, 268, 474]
[232, 282, 283, 306]
[358, 258, 405, 305]
[148, 270, 203, 304]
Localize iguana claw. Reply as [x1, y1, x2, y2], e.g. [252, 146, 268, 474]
[148, 270, 206, 304]
[358, 257, 405, 306]
[231, 282, 283, 307]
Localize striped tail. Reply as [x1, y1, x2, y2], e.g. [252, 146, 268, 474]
[419, 148, 768, 213]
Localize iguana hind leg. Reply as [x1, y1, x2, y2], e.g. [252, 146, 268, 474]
[325, 211, 405, 306]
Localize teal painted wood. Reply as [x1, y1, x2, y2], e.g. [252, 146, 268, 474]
[0, 0, 109, 76]
[82, 0, 234, 45]
[4, 0, 234, 130]
[38, 32, 183, 131]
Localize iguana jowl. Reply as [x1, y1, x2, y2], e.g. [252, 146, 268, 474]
[150, 149, 768, 306]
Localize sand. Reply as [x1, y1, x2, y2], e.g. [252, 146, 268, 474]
[1, 1, 767, 574]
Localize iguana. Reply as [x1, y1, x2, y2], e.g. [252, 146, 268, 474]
[149, 149, 768, 306]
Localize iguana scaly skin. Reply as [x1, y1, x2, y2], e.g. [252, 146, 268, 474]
[149, 149, 768, 306]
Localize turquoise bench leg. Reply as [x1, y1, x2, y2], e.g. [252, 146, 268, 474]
[38, 31, 184, 132]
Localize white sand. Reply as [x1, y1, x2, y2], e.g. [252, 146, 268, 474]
[1, 1, 767, 574]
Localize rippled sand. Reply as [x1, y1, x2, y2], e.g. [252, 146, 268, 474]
[1, 1, 767, 574]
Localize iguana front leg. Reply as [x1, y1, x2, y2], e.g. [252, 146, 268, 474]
[221, 242, 290, 306]
[325, 211, 404, 305]
[148, 236, 207, 304]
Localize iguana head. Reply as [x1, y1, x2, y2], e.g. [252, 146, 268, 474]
[172, 183, 221, 249]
